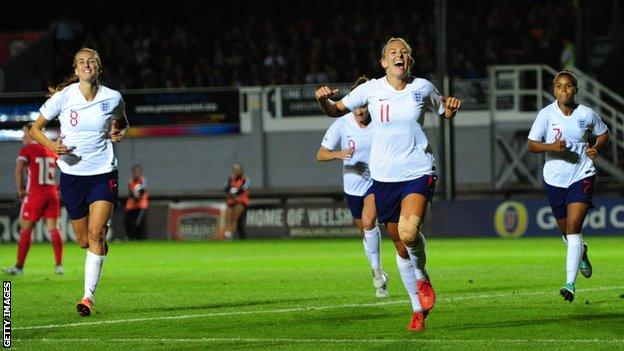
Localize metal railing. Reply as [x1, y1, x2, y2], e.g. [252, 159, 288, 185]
[489, 64, 624, 189]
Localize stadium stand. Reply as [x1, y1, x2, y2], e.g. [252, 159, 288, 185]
[0, 0, 593, 92]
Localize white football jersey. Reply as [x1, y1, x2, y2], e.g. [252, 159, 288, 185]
[40, 83, 125, 176]
[321, 113, 373, 196]
[528, 101, 609, 187]
[342, 77, 445, 182]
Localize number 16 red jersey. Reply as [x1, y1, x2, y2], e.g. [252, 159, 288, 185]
[18, 142, 59, 194]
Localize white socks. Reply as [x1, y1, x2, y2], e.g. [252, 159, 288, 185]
[565, 234, 583, 285]
[363, 226, 381, 269]
[396, 253, 422, 312]
[84, 250, 105, 301]
[405, 232, 428, 280]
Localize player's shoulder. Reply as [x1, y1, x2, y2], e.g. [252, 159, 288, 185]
[355, 78, 382, 91]
[99, 85, 123, 99]
[408, 77, 435, 90]
[575, 103, 597, 116]
[537, 101, 557, 117]
[327, 114, 349, 132]
[18, 144, 32, 156]
[48, 83, 77, 101]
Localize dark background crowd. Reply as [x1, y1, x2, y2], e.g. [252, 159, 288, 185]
[3, 0, 621, 93]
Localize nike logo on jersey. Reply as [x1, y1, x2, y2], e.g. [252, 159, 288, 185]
[379, 98, 389, 101]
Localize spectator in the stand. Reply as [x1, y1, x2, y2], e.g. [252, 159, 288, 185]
[124, 164, 149, 240]
[6, 1, 577, 91]
[221, 163, 250, 240]
[560, 37, 575, 70]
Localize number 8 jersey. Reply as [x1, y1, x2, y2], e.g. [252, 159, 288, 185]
[39, 83, 126, 175]
[342, 77, 445, 182]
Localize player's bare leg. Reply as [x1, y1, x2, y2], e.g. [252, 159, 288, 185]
[559, 203, 591, 302]
[75, 200, 113, 316]
[399, 194, 436, 312]
[387, 222, 425, 331]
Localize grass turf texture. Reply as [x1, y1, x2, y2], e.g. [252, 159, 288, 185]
[3, 236, 624, 351]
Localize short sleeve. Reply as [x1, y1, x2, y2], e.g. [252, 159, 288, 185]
[39, 90, 66, 120]
[112, 95, 126, 121]
[17, 146, 29, 162]
[321, 118, 343, 150]
[528, 110, 548, 142]
[342, 81, 372, 112]
[425, 80, 445, 115]
[590, 109, 609, 136]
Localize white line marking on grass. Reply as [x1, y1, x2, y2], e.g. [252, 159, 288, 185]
[23, 338, 624, 345]
[15, 285, 624, 331]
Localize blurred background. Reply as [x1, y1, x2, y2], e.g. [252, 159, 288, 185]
[1, 0, 623, 242]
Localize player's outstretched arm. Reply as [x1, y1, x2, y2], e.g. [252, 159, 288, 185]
[441, 96, 462, 119]
[315, 86, 349, 117]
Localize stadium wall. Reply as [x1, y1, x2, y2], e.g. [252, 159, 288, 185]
[0, 116, 494, 198]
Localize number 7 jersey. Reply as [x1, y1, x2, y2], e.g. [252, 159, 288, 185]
[342, 77, 445, 182]
[528, 101, 609, 187]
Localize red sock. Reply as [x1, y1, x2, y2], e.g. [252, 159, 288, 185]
[16, 228, 33, 268]
[49, 228, 63, 266]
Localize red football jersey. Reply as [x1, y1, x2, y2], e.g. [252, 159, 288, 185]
[18, 143, 59, 193]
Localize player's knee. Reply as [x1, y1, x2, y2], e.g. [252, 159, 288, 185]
[361, 215, 376, 230]
[87, 226, 106, 241]
[566, 221, 583, 234]
[398, 215, 421, 247]
[78, 237, 89, 248]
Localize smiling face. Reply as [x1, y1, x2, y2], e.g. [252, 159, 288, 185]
[73, 49, 101, 83]
[553, 72, 577, 106]
[380, 38, 413, 79]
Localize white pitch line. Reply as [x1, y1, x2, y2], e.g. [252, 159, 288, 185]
[21, 337, 624, 344]
[14, 285, 624, 331]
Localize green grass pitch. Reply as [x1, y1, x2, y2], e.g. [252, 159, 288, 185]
[3, 236, 624, 350]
